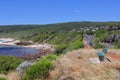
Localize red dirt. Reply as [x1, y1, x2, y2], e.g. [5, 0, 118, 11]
[107, 53, 120, 61]
[83, 38, 92, 49]
[84, 46, 92, 49]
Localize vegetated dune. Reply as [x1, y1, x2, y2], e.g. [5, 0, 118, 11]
[48, 49, 120, 80]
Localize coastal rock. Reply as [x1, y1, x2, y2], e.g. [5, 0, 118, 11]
[104, 34, 120, 43]
[15, 41, 33, 46]
[104, 34, 115, 43]
[20, 48, 54, 60]
[16, 61, 33, 74]
[28, 33, 39, 37]
[114, 34, 120, 41]
[106, 26, 120, 31]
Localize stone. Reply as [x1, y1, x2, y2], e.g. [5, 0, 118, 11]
[89, 58, 101, 63]
[16, 61, 33, 74]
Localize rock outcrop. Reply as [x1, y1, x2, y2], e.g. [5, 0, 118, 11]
[104, 34, 120, 43]
[15, 41, 33, 46]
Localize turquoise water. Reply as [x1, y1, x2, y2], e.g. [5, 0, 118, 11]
[0, 40, 5, 42]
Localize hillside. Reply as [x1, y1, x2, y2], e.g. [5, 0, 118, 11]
[0, 22, 120, 38]
[0, 22, 120, 48]
[0, 22, 120, 80]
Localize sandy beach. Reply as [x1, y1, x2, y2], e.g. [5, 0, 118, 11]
[23, 43, 55, 52]
[0, 38, 14, 41]
[0, 38, 55, 51]
[0, 38, 16, 45]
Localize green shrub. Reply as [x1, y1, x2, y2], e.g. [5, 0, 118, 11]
[67, 40, 84, 50]
[92, 38, 104, 48]
[42, 32, 83, 45]
[95, 30, 107, 37]
[95, 43, 103, 48]
[0, 56, 22, 74]
[0, 77, 6, 80]
[113, 43, 119, 49]
[55, 44, 69, 54]
[44, 54, 57, 60]
[95, 30, 107, 42]
[113, 45, 119, 49]
[22, 54, 57, 80]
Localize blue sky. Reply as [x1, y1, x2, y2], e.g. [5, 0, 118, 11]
[0, 0, 120, 25]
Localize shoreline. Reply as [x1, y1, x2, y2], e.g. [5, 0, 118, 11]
[0, 38, 55, 51]
[0, 42, 16, 45]
[23, 44, 55, 52]
[0, 38, 16, 45]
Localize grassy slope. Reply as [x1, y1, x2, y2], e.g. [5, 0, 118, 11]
[0, 22, 120, 38]
[0, 22, 120, 48]
[48, 49, 120, 80]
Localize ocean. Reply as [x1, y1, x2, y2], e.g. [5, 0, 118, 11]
[0, 45, 39, 57]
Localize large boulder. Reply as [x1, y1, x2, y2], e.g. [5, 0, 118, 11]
[16, 61, 33, 74]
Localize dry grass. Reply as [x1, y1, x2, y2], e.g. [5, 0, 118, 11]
[107, 49, 120, 54]
[48, 49, 120, 80]
[1, 49, 119, 80]
[0, 71, 21, 80]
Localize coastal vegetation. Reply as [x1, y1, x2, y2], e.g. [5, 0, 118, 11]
[0, 22, 120, 49]
[0, 77, 6, 80]
[22, 54, 57, 80]
[0, 22, 120, 38]
[0, 78, 6, 80]
[0, 56, 22, 74]
[0, 22, 120, 80]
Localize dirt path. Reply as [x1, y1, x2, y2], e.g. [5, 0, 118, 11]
[83, 34, 93, 49]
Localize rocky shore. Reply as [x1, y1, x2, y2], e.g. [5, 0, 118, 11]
[0, 38, 55, 61]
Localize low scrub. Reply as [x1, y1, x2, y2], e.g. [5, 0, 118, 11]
[92, 38, 104, 48]
[67, 40, 84, 50]
[55, 40, 84, 54]
[22, 54, 57, 80]
[55, 44, 69, 54]
[0, 56, 22, 74]
[95, 43, 104, 48]
[0, 77, 6, 80]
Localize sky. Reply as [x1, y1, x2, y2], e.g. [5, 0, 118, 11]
[0, 0, 120, 25]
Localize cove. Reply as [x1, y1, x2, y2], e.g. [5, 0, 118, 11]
[0, 45, 39, 57]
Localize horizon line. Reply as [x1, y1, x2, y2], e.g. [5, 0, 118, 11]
[0, 21, 120, 26]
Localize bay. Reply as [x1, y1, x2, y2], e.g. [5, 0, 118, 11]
[0, 45, 39, 57]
